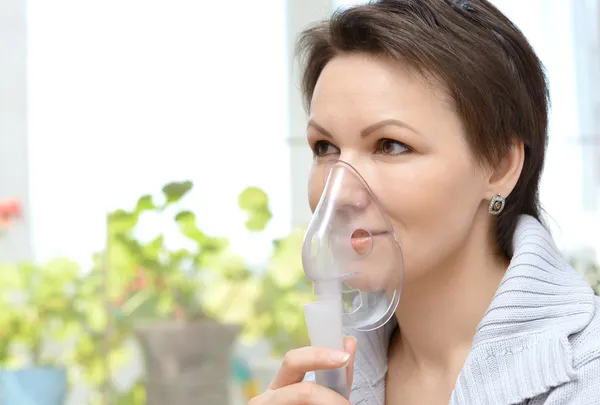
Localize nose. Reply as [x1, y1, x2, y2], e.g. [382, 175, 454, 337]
[326, 164, 371, 216]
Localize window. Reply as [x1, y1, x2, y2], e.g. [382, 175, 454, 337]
[27, 1, 289, 266]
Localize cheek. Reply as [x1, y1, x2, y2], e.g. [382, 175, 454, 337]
[408, 161, 481, 217]
[372, 159, 484, 276]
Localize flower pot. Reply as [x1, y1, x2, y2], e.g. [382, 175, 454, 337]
[0, 366, 67, 405]
[134, 319, 239, 405]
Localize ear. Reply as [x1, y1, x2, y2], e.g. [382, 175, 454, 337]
[486, 140, 525, 200]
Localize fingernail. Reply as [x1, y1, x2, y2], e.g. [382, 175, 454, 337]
[330, 351, 351, 364]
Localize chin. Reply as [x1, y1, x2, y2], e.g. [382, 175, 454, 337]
[343, 260, 401, 294]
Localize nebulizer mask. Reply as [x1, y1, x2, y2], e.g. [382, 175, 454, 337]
[302, 160, 404, 397]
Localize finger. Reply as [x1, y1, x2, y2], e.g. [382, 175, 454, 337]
[344, 336, 357, 392]
[258, 382, 350, 405]
[269, 346, 351, 390]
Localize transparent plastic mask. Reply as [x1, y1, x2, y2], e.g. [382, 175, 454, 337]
[302, 160, 404, 332]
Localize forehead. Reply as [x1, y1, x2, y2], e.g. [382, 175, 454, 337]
[309, 53, 454, 121]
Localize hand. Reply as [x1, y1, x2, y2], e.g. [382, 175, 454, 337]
[249, 336, 357, 405]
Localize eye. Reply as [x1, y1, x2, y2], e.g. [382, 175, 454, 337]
[376, 139, 409, 156]
[312, 141, 339, 157]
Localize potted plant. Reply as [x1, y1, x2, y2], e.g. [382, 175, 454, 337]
[100, 181, 272, 405]
[0, 257, 82, 405]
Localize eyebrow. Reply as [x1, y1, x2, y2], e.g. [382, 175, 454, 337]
[307, 118, 419, 138]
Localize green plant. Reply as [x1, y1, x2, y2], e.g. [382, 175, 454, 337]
[97, 179, 310, 359]
[71, 181, 276, 404]
[104, 181, 266, 323]
[200, 225, 313, 357]
[246, 227, 313, 356]
[68, 263, 136, 405]
[0, 256, 132, 405]
[0, 257, 82, 367]
[203, 188, 313, 356]
[0, 180, 313, 404]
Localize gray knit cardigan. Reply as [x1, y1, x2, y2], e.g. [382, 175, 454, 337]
[307, 215, 600, 404]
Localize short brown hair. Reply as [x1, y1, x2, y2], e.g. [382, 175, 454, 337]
[296, 0, 549, 258]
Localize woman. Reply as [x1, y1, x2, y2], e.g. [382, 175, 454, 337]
[250, 1, 600, 404]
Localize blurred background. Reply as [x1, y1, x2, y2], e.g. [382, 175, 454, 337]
[0, 0, 598, 404]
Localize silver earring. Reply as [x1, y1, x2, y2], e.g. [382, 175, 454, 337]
[488, 194, 505, 215]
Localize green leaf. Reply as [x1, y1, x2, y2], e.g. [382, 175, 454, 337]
[135, 194, 155, 214]
[109, 345, 133, 370]
[201, 249, 248, 281]
[42, 257, 80, 281]
[18, 262, 37, 290]
[86, 299, 108, 332]
[84, 356, 106, 385]
[116, 380, 146, 405]
[238, 187, 272, 232]
[0, 263, 22, 290]
[175, 211, 206, 244]
[238, 187, 269, 210]
[119, 289, 155, 318]
[142, 236, 164, 261]
[162, 181, 193, 204]
[108, 210, 138, 234]
[269, 228, 305, 288]
[202, 280, 259, 324]
[244, 211, 272, 232]
[54, 320, 84, 341]
[202, 236, 229, 253]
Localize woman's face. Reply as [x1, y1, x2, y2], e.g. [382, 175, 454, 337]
[307, 54, 490, 286]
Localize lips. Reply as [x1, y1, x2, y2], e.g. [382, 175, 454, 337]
[351, 230, 388, 238]
[350, 230, 388, 254]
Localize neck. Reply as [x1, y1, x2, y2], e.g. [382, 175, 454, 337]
[392, 217, 508, 375]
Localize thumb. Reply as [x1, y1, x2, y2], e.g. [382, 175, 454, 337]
[344, 335, 358, 397]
